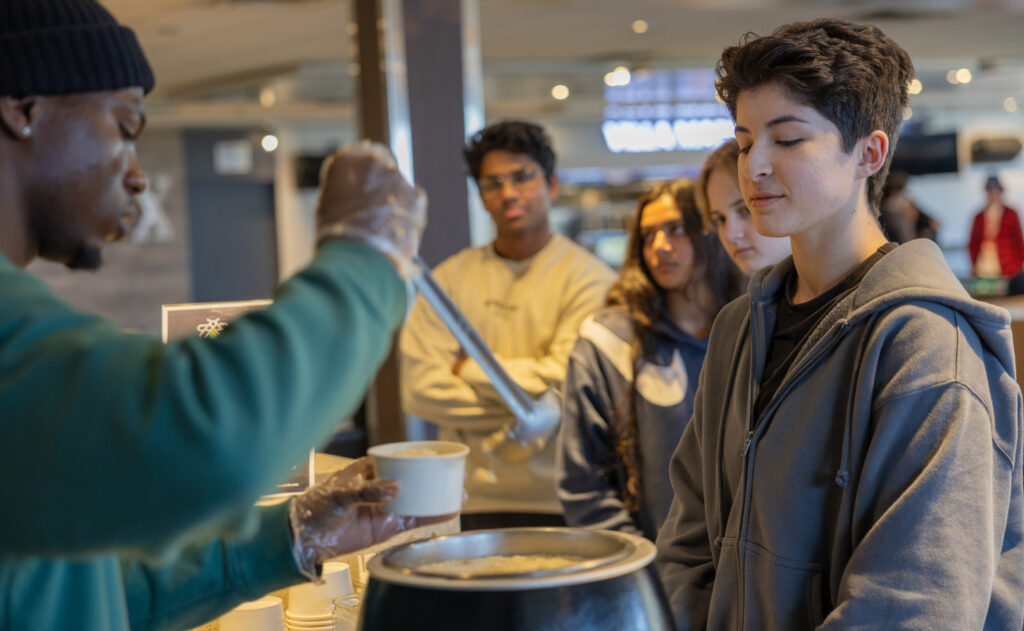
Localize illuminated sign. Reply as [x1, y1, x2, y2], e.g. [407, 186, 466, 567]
[602, 69, 733, 153]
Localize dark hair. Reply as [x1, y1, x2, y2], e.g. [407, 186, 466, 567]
[881, 170, 910, 201]
[715, 18, 914, 212]
[985, 175, 1004, 192]
[605, 179, 743, 513]
[696, 139, 741, 227]
[463, 120, 556, 183]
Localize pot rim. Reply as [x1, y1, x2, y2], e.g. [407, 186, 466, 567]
[366, 527, 656, 591]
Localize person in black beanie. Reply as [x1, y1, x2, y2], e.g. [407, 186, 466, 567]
[0, 0, 155, 270]
[0, 1, 439, 630]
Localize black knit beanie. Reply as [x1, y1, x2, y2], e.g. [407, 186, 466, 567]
[0, 0, 155, 97]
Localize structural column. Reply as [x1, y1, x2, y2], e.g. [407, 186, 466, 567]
[353, 0, 484, 444]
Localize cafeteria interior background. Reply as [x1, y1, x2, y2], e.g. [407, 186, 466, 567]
[30, 0, 1024, 446]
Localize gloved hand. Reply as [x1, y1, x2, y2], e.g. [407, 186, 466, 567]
[315, 140, 427, 278]
[289, 457, 453, 582]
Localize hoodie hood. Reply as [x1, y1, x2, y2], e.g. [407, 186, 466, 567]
[655, 238, 1024, 631]
[747, 239, 1015, 378]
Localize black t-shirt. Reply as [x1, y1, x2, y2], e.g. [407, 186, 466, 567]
[753, 244, 897, 420]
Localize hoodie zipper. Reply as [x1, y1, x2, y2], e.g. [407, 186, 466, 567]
[734, 301, 766, 631]
[741, 429, 755, 457]
[735, 316, 847, 629]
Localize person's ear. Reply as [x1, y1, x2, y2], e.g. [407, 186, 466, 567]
[547, 171, 560, 201]
[856, 130, 889, 179]
[0, 96, 37, 140]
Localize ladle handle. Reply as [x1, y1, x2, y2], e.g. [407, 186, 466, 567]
[411, 255, 535, 422]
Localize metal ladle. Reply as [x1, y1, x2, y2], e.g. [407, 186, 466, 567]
[411, 255, 561, 463]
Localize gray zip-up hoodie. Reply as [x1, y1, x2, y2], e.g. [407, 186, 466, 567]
[557, 307, 708, 540]
[655, 239, 1024, 630]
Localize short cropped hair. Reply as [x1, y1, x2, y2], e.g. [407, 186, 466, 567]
[696, 139, 741, 228]
[463, 120, 556, 183]
[715, 19, 914, 212]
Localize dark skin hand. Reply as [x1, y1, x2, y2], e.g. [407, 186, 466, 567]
[452, 350, 468, 376]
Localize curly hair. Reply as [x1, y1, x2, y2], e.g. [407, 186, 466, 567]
[462, 120, 556, 183]
[605, 179, 743, 513]
[715, 19, 914, 213]
[696, 139, 741, 228]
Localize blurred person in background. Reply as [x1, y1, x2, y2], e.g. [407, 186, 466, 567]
[556, 179, 743, 540]
[399, 120, 616, 530]
[0, 1, 436, 629]
[969, 175, 1024, 278]
[877, 170, 938, 244]
[697, 139, 792, 276]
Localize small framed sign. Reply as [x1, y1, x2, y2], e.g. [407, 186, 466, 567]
[212, 139, 254, 175]
[162, 299, 315, 498]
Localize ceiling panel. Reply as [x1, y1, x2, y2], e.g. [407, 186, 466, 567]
[100, 0, 1024, 122]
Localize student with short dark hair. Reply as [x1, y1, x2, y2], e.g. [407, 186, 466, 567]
[655, 19, 1024, 629]
[400, 120, 616, 529]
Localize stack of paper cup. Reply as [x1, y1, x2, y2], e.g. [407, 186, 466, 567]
[219, 596, 285, 631]
[285, 562, 353, 630]
[331, 594, 361, 631]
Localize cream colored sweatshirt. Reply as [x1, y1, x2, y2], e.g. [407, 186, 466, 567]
[399, 233, 616, 514]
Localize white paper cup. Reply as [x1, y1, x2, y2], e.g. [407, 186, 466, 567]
[286, 620, 334, 630]
[220, 596, 285, 631]
[288, 561, 353, 617]
[368, 440, 468, 516]
[286, 611, 334, 622]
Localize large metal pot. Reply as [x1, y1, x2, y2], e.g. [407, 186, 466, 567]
[359, 528, 675, 630]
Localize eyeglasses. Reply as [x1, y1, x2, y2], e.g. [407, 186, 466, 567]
[477, 167, 542, 196]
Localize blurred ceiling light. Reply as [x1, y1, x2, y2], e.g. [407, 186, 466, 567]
[261, 134, 279, 152]
[580, 188, 603, 211]
[551, 84, 570, 100]
[908, 79, 922, 95]
[604, 66, 631, 87]
[946, 70, 959, 85]
[955, 68, 972, 84]
[902, 106, 913, 120]
[259, 87, 276, 108]
[1006, 97, 1019, 113]
[632, 19, 648, 34]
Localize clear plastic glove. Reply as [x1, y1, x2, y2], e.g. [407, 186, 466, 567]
[289, 457, 454, 582]
[315, 140, 427, 278]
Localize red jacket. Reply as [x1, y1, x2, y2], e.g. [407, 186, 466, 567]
[969, 205, 1024, 277]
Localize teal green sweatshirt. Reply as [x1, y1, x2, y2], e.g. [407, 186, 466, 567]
[0, 240, 406, 630]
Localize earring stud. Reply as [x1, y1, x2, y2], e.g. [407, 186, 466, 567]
[21, 126, 31, 137]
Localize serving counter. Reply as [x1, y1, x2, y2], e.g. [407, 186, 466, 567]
[190, 452, 460, 631]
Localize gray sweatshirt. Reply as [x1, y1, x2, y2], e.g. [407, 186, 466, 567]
[655, 239, 1024, 630]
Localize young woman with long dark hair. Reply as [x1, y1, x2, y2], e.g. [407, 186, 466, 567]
[556, 179, 743, 539]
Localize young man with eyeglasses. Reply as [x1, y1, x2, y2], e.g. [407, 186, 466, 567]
[400, 120, 616, 529]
